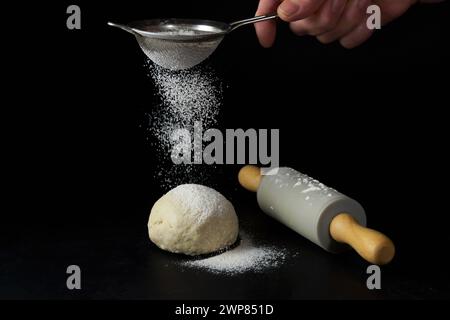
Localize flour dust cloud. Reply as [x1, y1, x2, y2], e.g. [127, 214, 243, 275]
[144, 60, 224, 190]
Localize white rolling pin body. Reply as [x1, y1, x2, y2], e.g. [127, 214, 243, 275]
[257, 167, 366, 253]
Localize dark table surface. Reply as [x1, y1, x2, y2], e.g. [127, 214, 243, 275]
[2, 190, 449, 300]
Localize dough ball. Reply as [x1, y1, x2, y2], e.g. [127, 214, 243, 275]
[148, 184, 239, 256]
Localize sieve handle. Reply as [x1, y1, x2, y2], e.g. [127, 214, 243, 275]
[108, 22, 140, 36]
[229, 14, 278, 32]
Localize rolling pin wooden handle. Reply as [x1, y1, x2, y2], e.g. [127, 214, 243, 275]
[238, 165, 261, 192]
[330, 213, 395, 265]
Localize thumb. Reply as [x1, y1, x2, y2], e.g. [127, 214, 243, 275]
[277, 0, 325, 21]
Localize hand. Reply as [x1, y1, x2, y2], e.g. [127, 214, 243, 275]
[255, 0, 443, 49]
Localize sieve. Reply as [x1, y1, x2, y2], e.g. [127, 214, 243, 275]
[108, 15, 277, 70]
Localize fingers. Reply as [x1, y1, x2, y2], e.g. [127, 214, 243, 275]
[255, 0, 282, 48]
[376, 0, 415, 25]
[289, 0, 348, 36]
[256, 0, 418, 49]
[321, 0, 416, 48]
[419, 0, 445, 3]
[317, 0, 371, 45]
[339, 20, 374, 48]
[277, 0, 326, 21]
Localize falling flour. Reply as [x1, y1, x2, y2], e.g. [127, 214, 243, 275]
[145, 61, 223, 190]
[149, 62, 221, 128]
[183, 233, 288, 274]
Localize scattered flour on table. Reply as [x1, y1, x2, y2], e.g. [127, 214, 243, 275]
[183, 233, 289, 274]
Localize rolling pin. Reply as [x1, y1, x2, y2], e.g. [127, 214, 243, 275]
[238, 166, 395, 265]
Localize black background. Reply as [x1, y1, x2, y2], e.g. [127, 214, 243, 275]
[2, 0, 449, 300]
